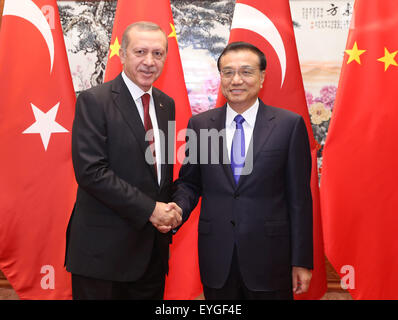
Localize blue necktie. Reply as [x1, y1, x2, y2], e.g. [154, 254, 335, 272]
[231, 114, 245, 185]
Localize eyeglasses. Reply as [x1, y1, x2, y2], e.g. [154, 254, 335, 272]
[220, 67, 259, 79]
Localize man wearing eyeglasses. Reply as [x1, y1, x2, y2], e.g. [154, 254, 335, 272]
[172, 42, 313, 300]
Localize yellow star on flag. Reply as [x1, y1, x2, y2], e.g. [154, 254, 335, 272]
[345, 41, 366, 64]
[377, 47, 398, 71]
[109, 37, 121, 59]
[168, 23, 177, 39]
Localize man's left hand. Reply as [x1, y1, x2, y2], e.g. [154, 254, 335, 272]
[292, 267, 312, 294]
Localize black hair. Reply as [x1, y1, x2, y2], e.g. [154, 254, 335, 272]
[217, 41, 267, 71]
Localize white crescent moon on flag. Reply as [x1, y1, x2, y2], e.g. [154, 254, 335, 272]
[3, 0, 54, 73]
[231, 3, 287, 88]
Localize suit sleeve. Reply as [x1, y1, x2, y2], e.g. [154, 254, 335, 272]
[173, 118, 202, 223]
[72, 90, 155, 230]
[286, 116, 314, 269]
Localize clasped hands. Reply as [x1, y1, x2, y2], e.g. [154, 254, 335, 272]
[149, 202, 182, 233]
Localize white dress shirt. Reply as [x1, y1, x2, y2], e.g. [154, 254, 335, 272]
[121, 72, 161, 185]
[225, 99, 259, 162]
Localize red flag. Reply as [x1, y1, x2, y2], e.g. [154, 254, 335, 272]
[216, 0, 327, 299]
[0, 0, 76, 299]
[320, 0, 398, 299]
[104, 0, 203, 299]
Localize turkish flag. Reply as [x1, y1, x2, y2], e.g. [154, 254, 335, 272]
[104, 0, 203, 299]
[0, 0, 76, 299]
[216, 0, 327, 299]
[320, 0, 398, 299]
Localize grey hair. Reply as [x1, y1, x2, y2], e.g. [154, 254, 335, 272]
[121, 21, 168, 53]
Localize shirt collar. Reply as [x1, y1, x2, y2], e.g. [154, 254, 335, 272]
[226, 98, 259, 128]
[121, 71, 153, 101]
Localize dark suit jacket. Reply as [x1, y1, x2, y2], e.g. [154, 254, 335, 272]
[173, 99, 313, 291]
[65, 74, 175, 282]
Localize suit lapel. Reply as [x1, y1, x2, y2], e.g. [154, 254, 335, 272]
[153, 88, 171, 189]
[209, 106, 236, 188]
[251, 101, 277, 163]
[111, 74, 158, 184]
[236, 100, 276, 189]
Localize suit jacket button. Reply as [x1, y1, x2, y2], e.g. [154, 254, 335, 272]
[233, 193, 239, 199]
[230, 220, 236, 226]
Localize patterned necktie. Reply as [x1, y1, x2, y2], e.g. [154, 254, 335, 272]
[231, 114, 245, 185]
[141, 93, 157, 177]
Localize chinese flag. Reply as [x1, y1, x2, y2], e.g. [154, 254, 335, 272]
[216, 0, 327, 299]
[104, 0, 203, 299]
[320, 0, 398, 299]
[0, 0, 76, 299]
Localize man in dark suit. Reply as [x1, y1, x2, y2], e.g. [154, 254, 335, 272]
[65, 22, 182, 300]
[172, 42, 313, 300]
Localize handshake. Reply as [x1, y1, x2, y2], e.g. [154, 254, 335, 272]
[149, 201, 183, 233]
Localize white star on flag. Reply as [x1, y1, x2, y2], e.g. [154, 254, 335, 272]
[23, 102, 69, 151]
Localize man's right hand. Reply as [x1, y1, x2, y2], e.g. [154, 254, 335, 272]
[149, 202, 182, 233]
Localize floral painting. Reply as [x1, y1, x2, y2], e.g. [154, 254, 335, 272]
[307, 86, 336, 155]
